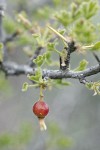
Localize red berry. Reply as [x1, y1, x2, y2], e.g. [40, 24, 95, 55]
[32, 101, 49, 118]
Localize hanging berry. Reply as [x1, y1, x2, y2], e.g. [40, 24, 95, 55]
[32, 85, 49, 131]
[32, 100, 49, 130]
[33, 101, 49, 118]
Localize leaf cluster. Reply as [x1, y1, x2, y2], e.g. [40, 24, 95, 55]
[86, 81, 100, 95]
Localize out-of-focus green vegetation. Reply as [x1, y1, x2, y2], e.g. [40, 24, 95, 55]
[0, 123, 33, 150]
[0, 73, 11, 93]
[46, 122, 73, 149]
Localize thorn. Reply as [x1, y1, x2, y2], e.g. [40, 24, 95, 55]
[47, 25, 67, 42]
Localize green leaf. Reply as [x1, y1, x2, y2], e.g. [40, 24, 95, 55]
[37, 6, 51, 20]
[0, 43, 3, 62]
[55, 10, 72, 26]
[86, 82, 93, 89]
[33, 55, 44, 66]
[47, 42, 56, 51]
[56, 79, 70, 86]
[91, 41, 100, 51]
[28, 75, 39, 82]
[33, 52, 52, 67]
[22, 82, 29, 91]
[75, 59, 88, 71]
[44, 52, 51, 60]
[28, 68, 42, 83]
[86, 81, 100, 95]
[58, 29, 65, 35]
[71, 2, 81, 20]
[72, 20, 96, 43]
[81, 1, 98, 19]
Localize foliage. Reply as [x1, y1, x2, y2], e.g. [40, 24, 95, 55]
[18, 0, 100, 95]
[0, 123, 33, 150]
[0, 0, 91, 102]
[86, 81, 100, 95]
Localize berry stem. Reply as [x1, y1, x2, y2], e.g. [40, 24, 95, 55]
[39, 118, 47, 131]
[39, 85, 44, 100]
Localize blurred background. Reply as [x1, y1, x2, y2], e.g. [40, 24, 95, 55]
[0, 0, 100, 150]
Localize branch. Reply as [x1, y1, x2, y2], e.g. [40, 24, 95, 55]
[60, 41, 76, 70]
[1, 61, 100, 81]
[28, 46, 43, 67]
[3, 30, 20, 44]
[0, 0, 8, 61]
[1, 61, 33, 75]
[43, 64, 100, 79]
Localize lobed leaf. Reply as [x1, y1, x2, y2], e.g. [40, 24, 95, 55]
[81, 1, 99, 19]
[47, 42, 56, 51]
[74, 59, 88, 71]
[91, 41, 100, 51]
[22, 82, 29, 91]
[33, 55, 44, 67]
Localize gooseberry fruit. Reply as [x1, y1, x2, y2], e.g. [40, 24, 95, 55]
[32, 101, 49, 131]
[33, 101, 49, 118]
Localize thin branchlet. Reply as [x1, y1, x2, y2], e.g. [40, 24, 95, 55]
[29, 46, 44, 67]
[92, 52, 100, 64]
[4, 30, 21, 44]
